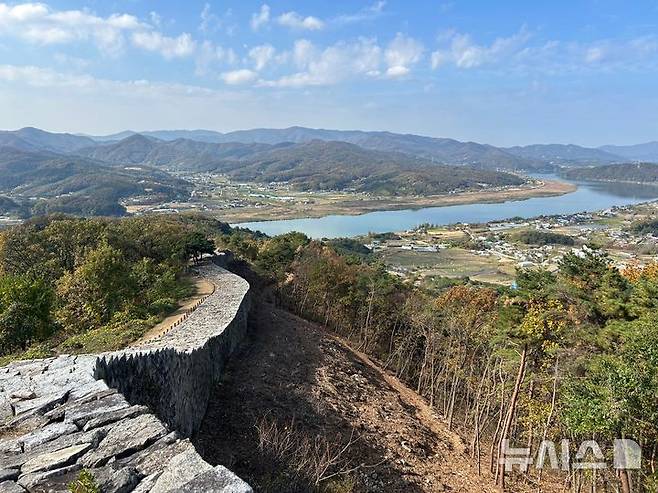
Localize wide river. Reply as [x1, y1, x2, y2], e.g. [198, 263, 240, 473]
[235, 175, 658, 239]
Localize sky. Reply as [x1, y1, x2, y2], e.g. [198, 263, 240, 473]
[1, 1, 658, 146]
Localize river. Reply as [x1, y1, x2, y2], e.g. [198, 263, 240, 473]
[235, 175, 658, 239]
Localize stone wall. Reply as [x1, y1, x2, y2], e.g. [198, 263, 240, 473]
[0, 262, 253, 492]
[95, 262, 251, 437]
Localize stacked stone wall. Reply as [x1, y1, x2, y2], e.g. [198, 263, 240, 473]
[0, 262, 252, 492]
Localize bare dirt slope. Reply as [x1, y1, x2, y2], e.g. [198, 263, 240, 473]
[193, 302, 496, 492]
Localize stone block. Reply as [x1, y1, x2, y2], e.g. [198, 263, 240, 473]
[21, 422, 78, 452]
[82, 404, 148, 432]
[0, 481, 25, 493]
[81, 414, 167, 468]
[16, 464, 80, 491]
[149, 449, 214, 493]
[170, 466, 253, 493]
[21, 443, 92, 474]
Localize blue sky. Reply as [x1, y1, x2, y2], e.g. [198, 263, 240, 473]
[1, 1, 658, 146]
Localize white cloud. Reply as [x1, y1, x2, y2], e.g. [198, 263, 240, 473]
[431, 28, 530, 69]
[385, 65, 409, 78]
[250, 4, 270, 31]
[199, 3, 236, 36]
[131, 31, 195, 59]
[385, 33, 423, 78]
[292, 39, 315, 68]
[0, 64, 93, 88]
[276, 11, 324, 31]
[221, 68, 258, 85]
[199, 3, 216, 34]
[249, 44, 276, 71]
[262, 38, 382, 87]
[0, 2, 203, 59]
[0, 64, 253, 106]
[149, 11, 162, 28]
[334, 1, 386, 25]
[585, 46, 605, 64]
[195, 40, 237, 76]
[428, 28, 658, 74]
[0, 2, 147, 55]
[53, 52, 90, 70]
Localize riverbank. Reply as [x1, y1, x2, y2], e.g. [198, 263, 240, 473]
[223, 179, 576, 224]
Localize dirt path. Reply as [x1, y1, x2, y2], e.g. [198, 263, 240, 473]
[136, 276, 215, 344]
[194, 302, 497, 492]
[337, 336, 469, 456]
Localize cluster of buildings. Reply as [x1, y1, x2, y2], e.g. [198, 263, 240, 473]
[372, 205, 658, 285]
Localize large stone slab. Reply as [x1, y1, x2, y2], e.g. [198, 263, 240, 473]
[82, 414, 167, 467]
[21, 422, 78, 451]
[170, 466, 253, 493]
[149, 449, 214, 493]
[118, 433, 186, 477]
[16, 464, 80, 491]
[21, 443, 92, 474]
[63, 392, 129, 427]
[0, 481, 25, 493]
[82, 404, 148, 431]
[11, 391, 68, 418]
[132, 472, 160, 493]
[29, 427, 107, 457]
[91, 465, 142, 493]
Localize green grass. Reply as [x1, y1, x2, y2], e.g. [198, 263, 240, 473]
[57, 316, 157, 354]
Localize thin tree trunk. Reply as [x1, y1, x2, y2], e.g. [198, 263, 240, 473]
[474, 400, 482, 475]
[538, 358, 559, 492]
[490, 362, 507, 475]
[618, 470, 631, 493]
[496, 344, 528, 491]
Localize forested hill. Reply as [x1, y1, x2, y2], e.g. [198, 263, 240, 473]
[0, 196, 28, 217]
[75, 134, 278, 171]
[561, 162, 658, 183]
[504, 143, 622, 164]
[0, 127, 95, 153]
[74, 136, 526, 195]
[217, 140, 526, 195]
[0, 147, 191, 216]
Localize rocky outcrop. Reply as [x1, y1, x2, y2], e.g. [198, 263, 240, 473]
[0, 262, 252, 492]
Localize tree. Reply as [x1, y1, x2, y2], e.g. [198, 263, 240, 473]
[183, 232, 215, 263]
[495, 298, 568, 490]
[562, 314, 658, 493]
[0, 275, 53, 354]
[56, 243, 136, 332]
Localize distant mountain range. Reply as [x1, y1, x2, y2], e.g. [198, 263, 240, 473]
[599, 142, 658, 162]
[75, 134, 279, 171]
[80, 126, 658, 166]
[1, 125, 658, 218]
[84, 127, 545, 170]
[0, 127, 95, 153]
